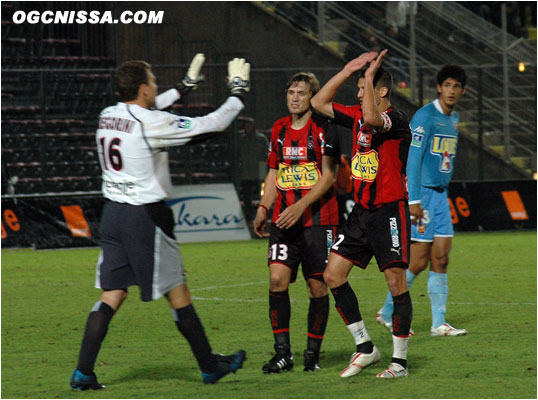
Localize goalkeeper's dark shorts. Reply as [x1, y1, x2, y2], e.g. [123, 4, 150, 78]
[96, 201, 185, 301]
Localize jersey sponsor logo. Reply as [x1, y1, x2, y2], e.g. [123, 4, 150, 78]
[98, 116, 135, 133]
[357, 129, 371, 147]
[283, 146, 308, 160]
[430, 135, 457, 173]
[389, 217, 401, 255]
[177, 118, 192, 129]
[411, 132, 424, 147]
[351, 150, 379, 182]
[103, 179, 136, 197]
[276, 162, 320, 190]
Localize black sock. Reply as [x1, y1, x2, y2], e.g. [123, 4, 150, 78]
[392, 357, 407, 369]
[76, 301, 115, 375]
[173, 304, 217, 374]
[356, 341, 374, 354]
[392, 291, 413, 336]
[330, 281, 362, 325]
[307, 295, 329, 355]
[269, 290, 291, 350]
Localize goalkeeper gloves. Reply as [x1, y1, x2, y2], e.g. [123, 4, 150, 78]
[177, 53, 205, 97]
[227, 58, 250, 101]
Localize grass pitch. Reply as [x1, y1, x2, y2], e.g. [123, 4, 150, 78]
[2, 231, 536, 398]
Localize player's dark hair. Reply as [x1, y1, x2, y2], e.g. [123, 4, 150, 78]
[286, 72, 320, 96]
[359, 67, 392, 98]
[437, 65, 467, 89]
[116, 60, 151, 101]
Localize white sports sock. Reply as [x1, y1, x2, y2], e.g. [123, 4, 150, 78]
[392, 335, 409, 360]
[346, 320, 371, 346]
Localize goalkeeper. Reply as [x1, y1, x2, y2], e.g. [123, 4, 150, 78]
[70, 55, 250, 390]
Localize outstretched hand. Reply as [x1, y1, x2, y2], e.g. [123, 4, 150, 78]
[343, 51, 378, 75]
[365, 49, 388, 79]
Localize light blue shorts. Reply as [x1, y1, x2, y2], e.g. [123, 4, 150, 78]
[411, 187, 453, 242]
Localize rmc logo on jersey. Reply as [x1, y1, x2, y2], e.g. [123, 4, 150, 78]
[283, 146, 307, 160]
[430, 135, 457, 172]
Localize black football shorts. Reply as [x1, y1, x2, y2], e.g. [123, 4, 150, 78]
[330, 200, 410, 271]
[268, 223, 337, 282]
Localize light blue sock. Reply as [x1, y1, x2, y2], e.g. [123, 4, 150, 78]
[380, 269, 417, 321]
[427, 271, 448, 328]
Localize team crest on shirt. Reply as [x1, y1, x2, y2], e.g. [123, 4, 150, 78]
[430, 135, 457, 173]
[307, 135, 314, 149]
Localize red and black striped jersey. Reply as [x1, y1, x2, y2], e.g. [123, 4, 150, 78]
[332, 102, 411, 209]
[267, 112, 340, 227]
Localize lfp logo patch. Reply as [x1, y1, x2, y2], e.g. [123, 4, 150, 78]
[178, 118, 192, 129]
[411, 133, 424, 147]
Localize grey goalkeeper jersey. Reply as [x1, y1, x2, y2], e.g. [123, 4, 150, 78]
[96, 91, 244, 204]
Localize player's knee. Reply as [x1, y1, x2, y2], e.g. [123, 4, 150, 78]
[431, 254, 449, 271]
[323, 269, 342, 288]
[307, 279, 328, 298]
[269, 273, 289, 292]
[385, 266, 407, 295]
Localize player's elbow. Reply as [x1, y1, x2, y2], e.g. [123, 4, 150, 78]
[310, 94, 322, 110]
[362, 114, 383, 128]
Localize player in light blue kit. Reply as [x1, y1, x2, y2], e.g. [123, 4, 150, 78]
[376, 65, 468, 337]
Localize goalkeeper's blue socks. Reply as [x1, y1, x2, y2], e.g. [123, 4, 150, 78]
[380, 269, 417, 322]
[427, 271, 448, 328]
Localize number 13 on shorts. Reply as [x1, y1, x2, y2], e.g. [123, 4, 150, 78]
[269, 243, 288, 261]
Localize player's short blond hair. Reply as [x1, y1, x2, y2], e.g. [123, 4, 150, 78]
[285, 72, 320, 96]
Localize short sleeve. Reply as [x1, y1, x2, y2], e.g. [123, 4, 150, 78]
[267, 125, 280, 169]
[321, 120, 341, 159]
[332, 102, 356, 129]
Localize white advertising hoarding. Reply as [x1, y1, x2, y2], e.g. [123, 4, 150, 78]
[166, 183, 251, 243]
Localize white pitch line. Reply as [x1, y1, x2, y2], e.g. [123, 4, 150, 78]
[190, 281, 266, 292]
[191, 296, 535, 306]
[190, 281, 536, 306]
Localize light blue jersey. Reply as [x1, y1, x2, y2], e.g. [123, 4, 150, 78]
[407, 99, 459, 203]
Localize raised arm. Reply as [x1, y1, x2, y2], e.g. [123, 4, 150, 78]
[311, 51, 377, 119]
[155, 53, 205, 110]
[361, 49, 388, 128]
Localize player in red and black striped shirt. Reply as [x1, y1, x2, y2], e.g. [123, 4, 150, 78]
[253, 72, 340, 373]
[312, 50, 413, 379]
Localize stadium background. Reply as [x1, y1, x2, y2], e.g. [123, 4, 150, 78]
[1, 1, 537, 248]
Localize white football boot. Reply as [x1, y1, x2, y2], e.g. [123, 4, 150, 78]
[430, 323, 467, 336]
[376, 362, 409, 378]
[339, 345, 381, 378]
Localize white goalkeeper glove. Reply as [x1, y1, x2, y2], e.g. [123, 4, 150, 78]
[227, 58, 250, 100]
[177, 53, 205, 96]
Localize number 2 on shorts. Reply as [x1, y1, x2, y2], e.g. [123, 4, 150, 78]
[331, 234, 345, 250]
